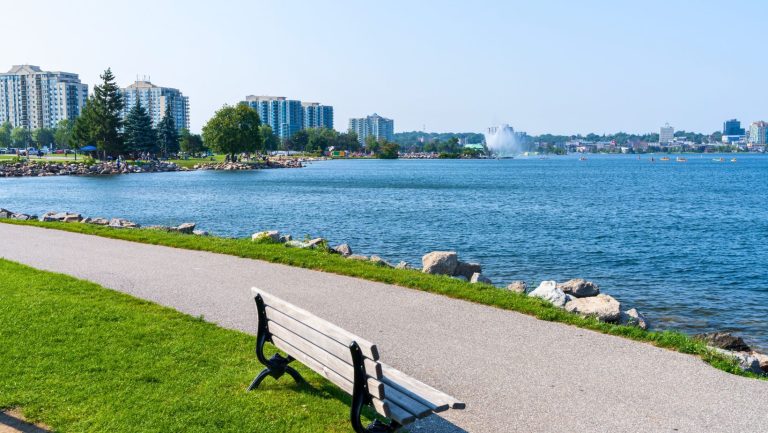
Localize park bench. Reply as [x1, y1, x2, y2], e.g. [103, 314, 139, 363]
[247, 288, 465, 433]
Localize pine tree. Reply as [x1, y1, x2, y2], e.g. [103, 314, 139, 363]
[123, 100, 157, 156]
[91, 68, 125, 157]
[156, 104, 179, 157]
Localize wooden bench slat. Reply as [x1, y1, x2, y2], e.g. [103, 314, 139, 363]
[255, 289, 379, 360]
[381, 363, 465, 410]
[374, 398, 416, 425]
[270, 334, 385, 399]
[382, 384, 434, 418]
[266, 307, 382, 378]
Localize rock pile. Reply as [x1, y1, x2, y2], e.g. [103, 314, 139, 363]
[0, 207, 209, 236]
[193, 159, 304, 171]
[0, 160, 179, 177]
[694, 332, 768, 374]
[528, 279, 647, 328]
[421, 251, 491, 284]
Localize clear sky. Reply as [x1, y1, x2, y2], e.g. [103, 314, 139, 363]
[4, 0, 765, 135]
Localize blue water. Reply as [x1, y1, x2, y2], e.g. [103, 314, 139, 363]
[2, 155, 767, 350]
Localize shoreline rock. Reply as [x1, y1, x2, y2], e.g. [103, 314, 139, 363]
[422, 251, 458, 275]
[564, 294, 622, 323]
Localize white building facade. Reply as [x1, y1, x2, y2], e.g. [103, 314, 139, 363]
[120, 80, 189, 131]
[348, 113, 394, 144]
[659, 123, 675, 144]
[0, 65, 88, 129]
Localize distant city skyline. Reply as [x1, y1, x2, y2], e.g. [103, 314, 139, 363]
[3, 1, 768, 135]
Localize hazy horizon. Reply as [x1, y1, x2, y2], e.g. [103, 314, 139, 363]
[3, 0, 766, 136]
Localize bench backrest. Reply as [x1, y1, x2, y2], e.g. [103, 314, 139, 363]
[252, 288, 464, 425]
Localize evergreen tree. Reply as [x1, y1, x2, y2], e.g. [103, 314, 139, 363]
[157, 104, 179, 156]
[91, 68, 124, 157]
[123, 100, 157, 156]
[73, 97, 98, 149]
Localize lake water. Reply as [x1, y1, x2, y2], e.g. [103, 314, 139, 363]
[2, 155, 767, 350]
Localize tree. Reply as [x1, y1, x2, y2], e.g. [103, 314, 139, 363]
[91, 68, 124, 156]
[11, 127, 31, 147]
[123, 100, 157, 156]
[202, 104, 262, 160]
[73, 97, 98, 150]
[157, 104, 179, 156]
[54, 119, 75, 149]
[0, 122, 11, 148]
[365, 135, 381, 154]
[285, 129, 308, 152]
[179, 128, 205, 154]
[32, 128, 55, 148]
[378, 141, 399, 159]
[259, 124, 279, 152]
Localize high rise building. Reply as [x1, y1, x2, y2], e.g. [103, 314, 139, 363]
[348, 113, 394, 145]
[302, 102, 334, 130]
[243, 96, 305, 140]
[659, 123, 675, 144]
[723, 119, 745, 136]
[120, 80, 189, 131]
[0, 64, 88, 130]
[749, 121, 768, 145]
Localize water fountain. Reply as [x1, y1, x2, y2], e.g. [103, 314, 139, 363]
[484, 124, 523, 157]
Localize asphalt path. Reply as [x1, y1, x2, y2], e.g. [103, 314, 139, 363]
[1, 223, 766, 433]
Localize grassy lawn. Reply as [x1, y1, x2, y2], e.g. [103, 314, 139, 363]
[0, 219, 762, 381]
[167, 154, 226, 168]
[0, 258, 373, 432]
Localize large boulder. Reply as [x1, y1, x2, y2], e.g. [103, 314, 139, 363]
[333, 243, 353, 256]
[422, 251, 458, 275]
[694, 332, 751, 352]
[528, 281, 569, 308]
[470, 272, 493, 285]
[109, 218, 139, 229]
[395, 261, 410, 270]
[711, 348, 763, 374]
[506, 281, 528, 294]
[0, 208, 13, 218]
[619, 308, 649, 330]
[557, 279, 600, 298]
[305, 238, 327, 248]
[62, 213, 83, 223]
[565, 294, 621, 322]
[251, 230, 280, 243]
[454, 261, 482, 279]
[11, 213, 36, 221]
[175, 222, 196, 234]
[370, 256, 394, 268]
[347, 254, 369, 261]
[751, 352, 768, 373]
[82, 217, 109, 226]
[192, 229, 209, 236]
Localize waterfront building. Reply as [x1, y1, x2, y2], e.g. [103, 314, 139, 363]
[243, 96, 303, 140]
[659, 123, 674, 144]
[0, 65, 88, 130]
[723, 119, 745, 136]
[302, 102, 334, 130]
[120, 80, 189, 131]
[348, 113, 394, 144]
[749, 121, 768, 145]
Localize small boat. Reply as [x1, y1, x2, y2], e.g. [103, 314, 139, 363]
[676, 157, 687, 162]
[713, 157, 725, 162]
[730, 158, 737, 163]
[660, 156, 670, 161]
[579, 156, 587, 161]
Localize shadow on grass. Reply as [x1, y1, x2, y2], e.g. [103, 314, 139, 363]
[0, 410, 51, 433]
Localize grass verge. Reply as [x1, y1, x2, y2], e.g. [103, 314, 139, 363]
[0, 258, 379, 432]
[0, 218, 764, 381]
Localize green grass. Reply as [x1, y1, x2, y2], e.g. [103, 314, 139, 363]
[168, 155, 226, 168]
[0, 258, 380, 432]
[1, 218, 764, 381]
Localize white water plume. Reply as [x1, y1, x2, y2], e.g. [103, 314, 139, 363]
[484, 124, 522, 156]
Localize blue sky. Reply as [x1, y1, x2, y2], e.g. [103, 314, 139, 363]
[4, 0, 765, 135]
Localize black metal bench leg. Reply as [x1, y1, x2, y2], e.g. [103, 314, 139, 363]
[247, 368, 272, 391]
[284, 365, 306, 385]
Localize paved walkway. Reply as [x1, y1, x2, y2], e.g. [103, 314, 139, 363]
[1, 223, 767, 433]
